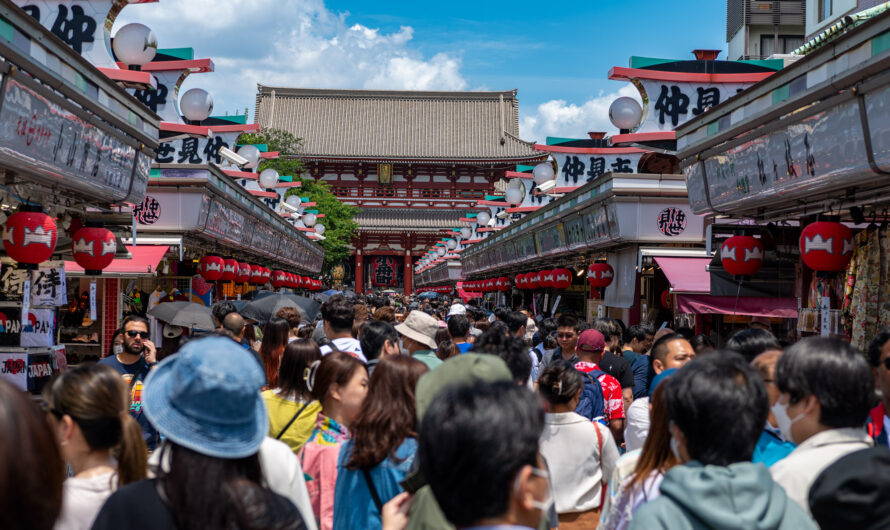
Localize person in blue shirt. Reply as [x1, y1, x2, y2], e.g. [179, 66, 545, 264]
[333, 355, 428, 529]
[447, 314, 474, 354]
[750, 350, 795, 466]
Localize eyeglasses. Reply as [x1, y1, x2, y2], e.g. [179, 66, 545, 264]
[126, 330, 149, 338]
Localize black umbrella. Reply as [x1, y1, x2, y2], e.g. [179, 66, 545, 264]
[240, 294, 320, 324]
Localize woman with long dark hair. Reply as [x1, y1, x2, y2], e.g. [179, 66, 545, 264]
[600, 381, 678, 530]
[263, 339, 323, 453]
[42, 364, 147, 530]
[91, 336, 307, 530]
[259, 318, 291, 388]
[0, 379, 65, 530]
[299, 351, 369, 530]
[333, 355, 428, 529]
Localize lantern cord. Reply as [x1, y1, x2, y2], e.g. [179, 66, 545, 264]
[732, 278, 742, 323]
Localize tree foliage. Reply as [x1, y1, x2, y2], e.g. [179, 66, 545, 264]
[238, 129, 358, 269]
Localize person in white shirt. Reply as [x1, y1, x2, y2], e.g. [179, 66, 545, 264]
[769, 337, 875, 515]
[42, 364, 148, 530]
[317, 295, 366, 362]
[538, 361, 619, 528]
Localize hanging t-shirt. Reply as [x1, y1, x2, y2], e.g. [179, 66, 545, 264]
[147, 288, 166, 347]
[98, 355, 158, 449]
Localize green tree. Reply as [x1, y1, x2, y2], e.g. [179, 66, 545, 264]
[238, 129, 358, 269]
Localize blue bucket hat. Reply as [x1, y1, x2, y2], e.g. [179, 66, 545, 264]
[142, 336, 268, 459]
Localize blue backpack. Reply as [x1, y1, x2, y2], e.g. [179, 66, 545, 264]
[574, 368, 607, 424]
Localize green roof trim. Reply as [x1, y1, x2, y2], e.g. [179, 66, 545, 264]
[466, 213, 478, 218]
[149, 168, 162, 179]
[305, 209, 318, 214]
[484, 195, 505, 201]
[545, 136, 584, 146]
[628, 56, 676, 68]
[235, 144, 268, 152]
[158, 48, 194, 60]
[280, 175, 293, 182]
[516, 164, 535, 172]
[211, 114, 247, 124]
[736, 58, 785, 70]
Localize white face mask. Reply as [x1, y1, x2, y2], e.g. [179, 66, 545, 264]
[771, 399, 805, 443]
[113, 344, 124, 355]
[513, 466, 553, 517]
[398, 338, 409, 355]
[670, 435, 683, 463]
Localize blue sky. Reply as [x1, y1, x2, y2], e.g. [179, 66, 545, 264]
[118, 0, 726, 142]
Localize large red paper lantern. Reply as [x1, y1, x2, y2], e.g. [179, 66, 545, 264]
[721, 235, 764, 277]
[270, 270, 287, 288]
[539, 270, 555, 288]
[249, 265, 265, 285]
[236, 262, 252, 283]
[496, 277, 511, 292]
[485, 278, 496, 292]
[799, 221, 854, 272]
[587, 263, 614, 288]
[3, 211, 57, 265]
[552, 268, 573, 289]
[516, 274, 527, 290]
[527, 272, 540, 290]
[261, 267, 271, 282]
[198, 255, 225, 281]
[71, 227, 116, 274]
[221, 259, 238, 281]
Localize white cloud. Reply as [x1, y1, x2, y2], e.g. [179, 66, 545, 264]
[115, 0, 467, 117]
[519, 84, 640, 144]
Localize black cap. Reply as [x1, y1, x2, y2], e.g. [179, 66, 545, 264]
[809, 446, 890, 530]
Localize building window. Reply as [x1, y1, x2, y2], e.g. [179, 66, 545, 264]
[818, 0, 832, 22]
[761, 34, 805, 56]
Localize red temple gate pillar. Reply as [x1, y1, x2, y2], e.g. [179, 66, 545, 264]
[404, 251, 413, 295]
[355, 249, 364, 294]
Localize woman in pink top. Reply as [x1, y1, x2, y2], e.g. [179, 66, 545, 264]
[299, 351, 369, 530]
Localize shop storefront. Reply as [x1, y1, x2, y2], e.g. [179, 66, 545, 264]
[0, 2, 159, 390]
[676, 8, 890, 349]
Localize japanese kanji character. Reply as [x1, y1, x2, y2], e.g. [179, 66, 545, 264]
[133, 84, 168, 113]
[49, 5, 96, 54]
[203, 136, 229, 165]
[587, 157, 606, 181]
[654, 85, 690, 127]
[692, 87, 721, 116]
[562, 156, 585, 183]
[177, 138, 202, 164]
[156, 143, 175, 163]
[611, 158, 633, 173]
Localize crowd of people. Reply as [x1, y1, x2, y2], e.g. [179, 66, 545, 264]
[3, 291, 890, 530]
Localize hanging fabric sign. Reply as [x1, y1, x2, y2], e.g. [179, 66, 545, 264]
[30, 265, 67, 306]
[0, 264, 29, 300]
[0, 352, 28, 390]
[90, 281, 97, 321]
[21, 280, 30, 321]
[371, 257, 398, 287]
[21, 308, 54, 347]
[27, 353, 54, 392]
[0, 307, 22, 346]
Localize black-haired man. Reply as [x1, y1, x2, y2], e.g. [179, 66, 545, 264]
[319, 295, 365, 361]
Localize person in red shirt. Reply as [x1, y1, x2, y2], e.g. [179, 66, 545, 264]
[573, 329, 626, 444]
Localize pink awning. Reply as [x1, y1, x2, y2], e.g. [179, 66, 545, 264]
[66, 245, 169, 276]
[654, 257, 711, 294]
[676, 295, 799, 318]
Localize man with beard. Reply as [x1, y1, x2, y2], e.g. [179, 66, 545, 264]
[99, 315, 159, 449]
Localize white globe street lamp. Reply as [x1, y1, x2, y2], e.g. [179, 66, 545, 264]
[446, 239, 457, 250]
[180, 88, 214, 123]
[258, 168, 279, 189]
[476, 211, 491, 225]
[315, 223, 326, 235]
[302, 213, 317, 227]
[237, 145, 261, 169]
[505, 186, 524, 206]
[609, 96, 643, 131]
[533, 162, 555, 186]
[460, 227, 472, 239]
[113, 23, 158, 68]
[437, 247, 446, 257]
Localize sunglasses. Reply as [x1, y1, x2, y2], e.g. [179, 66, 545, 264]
[126, 330, 149, 338]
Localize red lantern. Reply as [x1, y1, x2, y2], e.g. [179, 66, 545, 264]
[539, 270, 555, 288]
[3, 211, 57, 265]
[236, 262, 252, 283]
[516, 274, 527, 290]
[71, 227, 116, 274]
[587, 263, 614, 288]
[270, 270, 287, 288]
[484, 278, 496, 292]
[262, 267, 271, 281]
[527, 272, 540, 290]
[552, 268, 572, 289]
[287, 273, 296, 288]
[198, 255, 225, 281]
[661, 289, 673, 308]
[249, 265, 265, 284]
[221, 259, 238, 281]
[799, 221, 854, 272]
[721, 236, 764, 277]
[496, 277, 511, 292]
